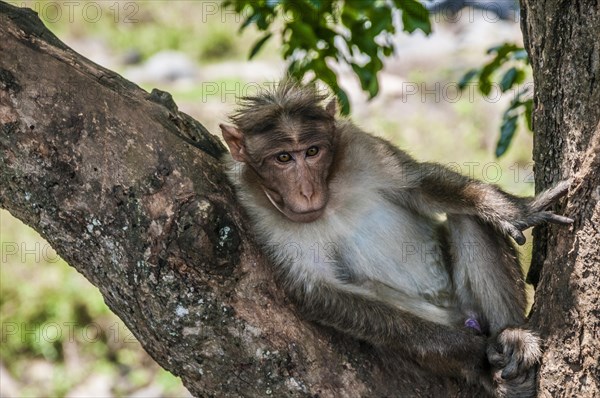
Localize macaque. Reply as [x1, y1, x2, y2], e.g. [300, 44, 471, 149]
[219, 80, 572, 397]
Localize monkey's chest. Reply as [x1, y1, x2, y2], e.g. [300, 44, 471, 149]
[279, 203, 453, 300]
[335, 205, 451, 296]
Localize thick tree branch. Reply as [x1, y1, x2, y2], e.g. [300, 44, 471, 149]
[0, 3, 485, 396]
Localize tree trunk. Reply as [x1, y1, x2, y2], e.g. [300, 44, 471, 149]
[521, 0, 600, 396]
[1, 1, 597, 396]
[0, 2, 485, 396]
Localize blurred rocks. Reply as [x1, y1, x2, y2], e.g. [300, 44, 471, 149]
[66, 374, 114, 398]
[124, 51, 197, 84]
[0, 362, 21, 398]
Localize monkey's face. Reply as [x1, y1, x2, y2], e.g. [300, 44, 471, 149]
[220, 92, 338, 223]
[253, 140, 334, 223]
[220, 123, 334, 223]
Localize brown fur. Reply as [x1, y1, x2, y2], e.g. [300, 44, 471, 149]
[220, 80, 572, 397]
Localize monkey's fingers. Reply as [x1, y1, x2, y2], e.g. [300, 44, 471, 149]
[541, 212, 574, 225]
[511, 231, 526, 246]
[487, 343, 508, 369]
[529, 179, 571, 210]
[503, 222, 527, 245]
[487, 342, 520, 380]
[490, 328, 541, 381]
[513, 211, 574, 233]
[519, 212, 574, 230]
[501, 352, 522, 380]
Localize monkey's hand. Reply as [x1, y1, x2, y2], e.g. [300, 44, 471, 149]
[487, 328, 541, 398]
[500, 180, 573, 245]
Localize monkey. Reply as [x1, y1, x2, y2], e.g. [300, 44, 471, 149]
[219, 80, 572, 397]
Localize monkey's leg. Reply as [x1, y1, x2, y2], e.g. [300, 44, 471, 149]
[287, 281, 491, 384]
[446, 214, 526, 334]
[447, 214, 540, 397]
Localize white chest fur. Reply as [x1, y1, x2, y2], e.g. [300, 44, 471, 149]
[255, 191, 453, 299]
[230, 159, 460, 325]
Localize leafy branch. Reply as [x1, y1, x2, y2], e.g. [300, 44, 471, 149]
[459, 43, 532, 157]
[224, 0, 431, 114]
[225, 1, 532, 157]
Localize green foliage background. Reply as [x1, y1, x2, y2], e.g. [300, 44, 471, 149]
[226, 0, 532, 156]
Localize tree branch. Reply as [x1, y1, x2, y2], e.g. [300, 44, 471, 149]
[0, 2, 483, 396]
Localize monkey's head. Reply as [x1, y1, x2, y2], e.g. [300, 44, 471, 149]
[220, 82, 337, 223]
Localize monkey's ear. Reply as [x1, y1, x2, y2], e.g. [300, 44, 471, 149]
[325, 99, 337, 117]
[220, 124, 247, 162]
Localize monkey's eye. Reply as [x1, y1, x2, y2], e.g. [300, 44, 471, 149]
[306, 146, 319, 157]
[276, 152, 292, 163]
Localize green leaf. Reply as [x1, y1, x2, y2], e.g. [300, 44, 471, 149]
[310, 61, 350, 114]
[288, 21, 319, 47]
[227, 0, 435, 116]
[512, 49, 529, 62]
[346, 0, 371, 11]
[248, 33, 272, 59]
[496, 115, 518, 157]
[478, 78, 492, 96]
[487, 43, 520, 56]
[367, 75, 379, 99]
[239, 12, 260, 31]
[397, 0, 431, 34]
[499, 67, 518, 92]
[287, 58, 312, 81]
[336, 87, 351, 115]
[313, 59, 338, 87]
[367, 6, 393, 35]
[305, 0, 322, 10]
[341, 8, 357, 28]
[479, 58, 503, 90]
[458, 69, 479, 90]
[351, 63, 373, 90]
[258, 15, 271, 30]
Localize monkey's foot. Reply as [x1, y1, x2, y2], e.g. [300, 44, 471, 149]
[493, 367, 537, 398]
[487, 328, 541, 398]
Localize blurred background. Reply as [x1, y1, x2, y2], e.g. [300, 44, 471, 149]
[1, 1, 534, 396]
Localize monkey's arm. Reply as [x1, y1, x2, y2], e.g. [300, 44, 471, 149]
[288, 281, 490, 380]
[397, 161, 572, 245]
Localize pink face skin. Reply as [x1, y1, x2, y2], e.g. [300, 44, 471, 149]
[220, 124, 334, 223]
[259, 143, 332, 223]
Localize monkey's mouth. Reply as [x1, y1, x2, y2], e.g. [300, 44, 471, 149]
[284, 208, 325, 223]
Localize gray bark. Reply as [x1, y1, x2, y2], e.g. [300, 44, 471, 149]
[521, 0, 600, 396]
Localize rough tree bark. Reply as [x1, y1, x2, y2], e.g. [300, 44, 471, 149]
[521, 1, 600, 397]
[0, 1, 597, 397]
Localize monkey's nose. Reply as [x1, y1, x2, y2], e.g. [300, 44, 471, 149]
[301, 183, 314, 201]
